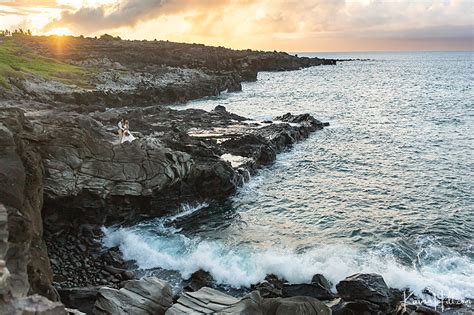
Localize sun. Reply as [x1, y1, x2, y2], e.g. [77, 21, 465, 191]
[47, 27, 72, 36]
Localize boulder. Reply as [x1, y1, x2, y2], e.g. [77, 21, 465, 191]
[336, 273, 390, 306]
[312, 274, 332, 291]
[184, 269, 214, 292]
[93, 277, 172, 315]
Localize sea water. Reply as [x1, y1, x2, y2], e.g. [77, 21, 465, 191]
[103, 52, 473, 302]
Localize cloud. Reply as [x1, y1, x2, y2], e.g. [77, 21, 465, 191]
[1, 0, 472, 50]
[0, 0, 73, 10]
[44, 0, 166, 33]
[44, 0, 241, 34]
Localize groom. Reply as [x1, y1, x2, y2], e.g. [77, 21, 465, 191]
[117, 118, 125, 138]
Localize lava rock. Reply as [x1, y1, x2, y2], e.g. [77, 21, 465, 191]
[331, 298, 383, 315]
[312, 274, 332, 290]
[184, 269, 214, 292]
[336, 273, 390, 306]
[282, 283, 334, 300]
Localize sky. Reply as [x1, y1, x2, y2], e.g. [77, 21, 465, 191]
[0, 0, 472, 52]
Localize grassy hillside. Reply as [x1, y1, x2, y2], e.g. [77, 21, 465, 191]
[0, 37, 87, 88]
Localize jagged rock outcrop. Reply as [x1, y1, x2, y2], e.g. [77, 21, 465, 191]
[333, 273, 394, 314]
[93, 277, 172, 315]
[336, 273, 390, 306]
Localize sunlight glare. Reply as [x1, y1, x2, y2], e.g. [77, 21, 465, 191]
[47, 27, 72, 36]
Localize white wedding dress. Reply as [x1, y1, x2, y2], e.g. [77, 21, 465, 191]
[121, 130, 136, 143]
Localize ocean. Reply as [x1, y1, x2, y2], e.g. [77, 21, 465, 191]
[102, 51, 473, 303]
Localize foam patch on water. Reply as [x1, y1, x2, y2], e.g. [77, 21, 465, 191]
[220, 154, 252, 168]
[102, 217, 474, 303]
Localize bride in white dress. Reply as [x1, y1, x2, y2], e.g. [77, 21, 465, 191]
[121, 130, 136, 143]
[121, 120, 136, 143]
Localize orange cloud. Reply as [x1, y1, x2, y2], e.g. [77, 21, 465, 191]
[0, 0, 472, 51]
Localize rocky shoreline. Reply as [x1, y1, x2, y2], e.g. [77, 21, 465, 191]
[0, 36, 471, 314]
[1, 36, 336, 107]
[2, 103, 469, 314]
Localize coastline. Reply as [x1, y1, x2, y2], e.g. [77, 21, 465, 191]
[0, 37, 470, 314]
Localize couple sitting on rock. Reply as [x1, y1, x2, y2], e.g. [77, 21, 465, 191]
[118, 118, 136, 143]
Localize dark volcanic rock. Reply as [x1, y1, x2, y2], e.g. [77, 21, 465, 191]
[184, 269, 214, 292]
[336, 273, 390, 306]
[331, 298, 383, 315]
[282, 274, 334, 300]
[254, 281, 282, 298]
[282, 283, 334, 300]
[312, 274, 332, 291]
[253, 274, 286, 298]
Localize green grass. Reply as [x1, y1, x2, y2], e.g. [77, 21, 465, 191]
[0, 38, 88, 89]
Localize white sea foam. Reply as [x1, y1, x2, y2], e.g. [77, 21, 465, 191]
[102, 225, 474, 303]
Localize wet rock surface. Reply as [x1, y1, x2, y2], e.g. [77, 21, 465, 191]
[336, 273, 390, 306]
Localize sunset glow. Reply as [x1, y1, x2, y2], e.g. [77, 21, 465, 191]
[0, 0, 472, 51]
[46, 27, 72, 36]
